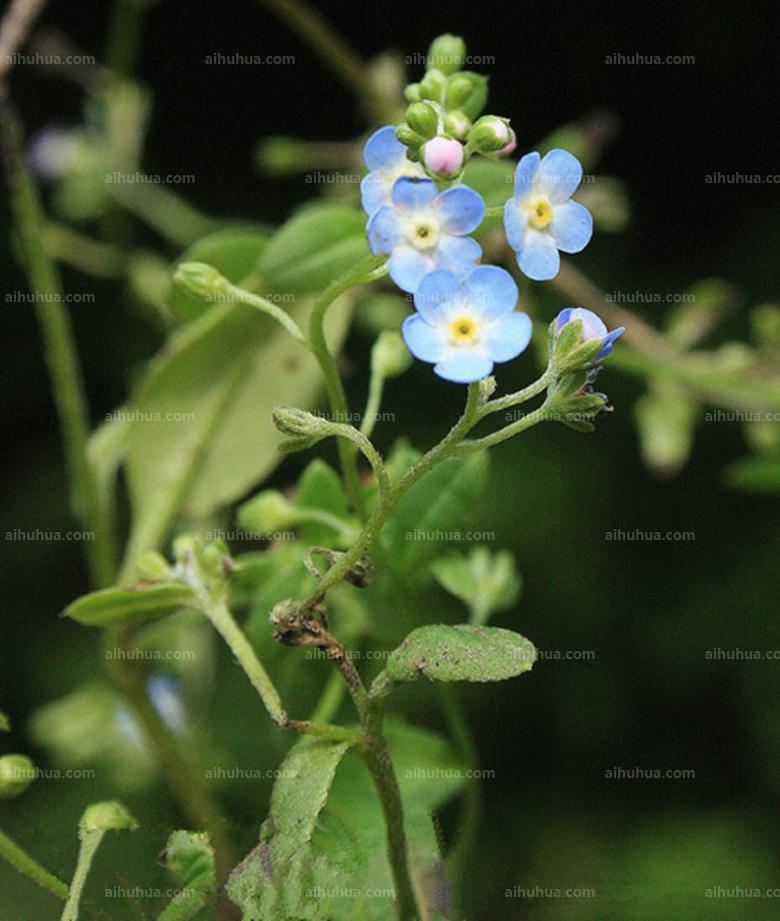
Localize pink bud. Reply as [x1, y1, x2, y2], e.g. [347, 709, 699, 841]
[422, 137, 464, 177]
[497, 129, 517, 157]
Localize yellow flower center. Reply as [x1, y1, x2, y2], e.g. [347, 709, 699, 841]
[450, 316, 478, 344]
[527, 196, 553, 230]
[410, 219, 439, 250]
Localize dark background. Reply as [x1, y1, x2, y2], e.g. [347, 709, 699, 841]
[1, 1, 780, 919]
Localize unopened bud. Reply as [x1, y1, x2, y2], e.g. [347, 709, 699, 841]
[0, 755, 35, 799]
[372, 331, 413, 378]
[405, 102, 439, 140]
[446, 72, 488, 120]
[470, 116, 512, 152]
[395, 124, 425, 150]
[419, 68, 448, 103]
[80, 800, 138, 835]
[422, 137, 464, 178]
[172, 262, 225, 302]
[427, 34, 467, 75]
[443, 110, 472, 140]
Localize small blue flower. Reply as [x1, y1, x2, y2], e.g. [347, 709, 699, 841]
[555, 307, 624, 359]
[402, 266, 532, 383]
[360, 125, 425, 216]
[367, 177, 484, 294]
[504, 149, 593, 281]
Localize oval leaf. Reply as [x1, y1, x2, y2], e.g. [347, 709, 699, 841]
[385, 624, 536, 683]
[65, 583, 197, 627]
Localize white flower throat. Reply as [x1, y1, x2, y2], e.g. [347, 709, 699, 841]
[405, 216, 440, 250]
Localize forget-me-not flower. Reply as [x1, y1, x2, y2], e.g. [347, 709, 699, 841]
[504, 149, 593, 281]
[554, 307, 624, 360]
[361, 125, 425, 216]
[402, 266, 532, 382]
[367, 177, 484, 294]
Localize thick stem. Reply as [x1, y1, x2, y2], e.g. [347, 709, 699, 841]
[0, 90, 117, 587]
[0, 827, 69, 901]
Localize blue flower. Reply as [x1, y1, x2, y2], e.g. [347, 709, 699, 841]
[367, 177, 484, 294]
[402, 266, 532, 382]
[504, 149, 593, 281]
[555, 307, 624, 359]
[360, 126, 425, 216]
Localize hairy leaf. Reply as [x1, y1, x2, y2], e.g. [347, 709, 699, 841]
[158, 830, 216, 921]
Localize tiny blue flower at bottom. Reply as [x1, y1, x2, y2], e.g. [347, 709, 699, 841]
[402, 266, 533, 383]
[555, 307, 624, 359]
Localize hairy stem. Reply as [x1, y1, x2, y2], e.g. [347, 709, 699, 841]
[0, 827, 69, 901]
[60, 828, 104, 921]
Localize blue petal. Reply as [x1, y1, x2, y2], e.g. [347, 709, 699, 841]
[503, 199, 526, 252]
[463, 266, 517, 319]
[550, 200, 593, 253]
[517, 230, 560, 281]
[392, 176, 439, 212]
[414, 270, 463, 322]
[364, 125, 405, 171]
[435, 350, 494, 383]
[402, 313, 448, 362]
[484, 312, 533, 362]
[596, 326, 625, 359]
[514, 151, 541, 199]
[555, 307, 574, 332]
[435, 235, 482, 278]
[567, 307, 608, 341]
[366, 206, 402, 255]
[537, 149, 583, 203]
[433, 185, 485, 234]
[361, 173, 389, 216]
[388, 244, 434, 293]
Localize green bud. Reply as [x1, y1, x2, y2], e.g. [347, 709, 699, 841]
[419, 68, 448, 103]
[0, 755, 35, 799]
[80, 800, 138, 835]
[447, 72, 489, 120]
[427, 34, 467, 75]
[172, 534, 198, 564]
[405, 102, 439, 140]
[237, 489, 297, 534]
[404, 83, 422, 103]
[172, 262, 226, 302]
[372, 331, 413, 379]
[395, 124, 425, 150]
[470, 115, 512, 152]
[443, 110, 472, 140]
[201, 542, 232, 581]
[272, 406, 325, 439]
[134, 551, 173, 583]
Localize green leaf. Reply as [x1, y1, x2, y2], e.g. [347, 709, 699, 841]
[259, 204, 368, 293]
[169, 227, 271, 321]
[381, 449, 490, 574]
[158, 830, 216, 921]
[116, 289, 352, 568]
[432, 547, 521, 625]
[64, 583, 197, 627]
[295, 459, 352, 545]
[383, 624, 536, 684]
[227, 737, 351, 920]
[724, 453, 780, 493]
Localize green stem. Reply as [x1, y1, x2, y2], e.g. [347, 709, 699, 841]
[0, 827, 69, 901]
[60, 829, 103, 921]
[479, 366, 555, 417]
[360, 363, 386, 439]
[309, 254, 388, 520]
[222, 280, 308, 344]
[0, 90, 116, 587]
[454, 402, 552, 454]
[104, 0, 147, 79]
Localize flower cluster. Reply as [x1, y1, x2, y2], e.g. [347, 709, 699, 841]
[360, 34, 618, 384]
